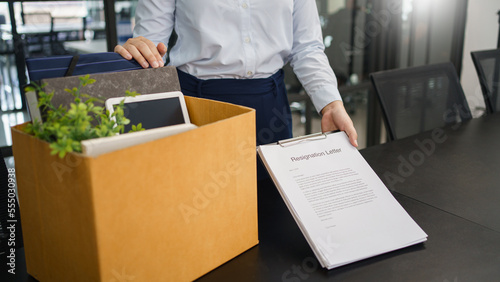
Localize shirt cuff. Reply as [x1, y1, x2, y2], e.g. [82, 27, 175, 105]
[308, 84, 343, 114]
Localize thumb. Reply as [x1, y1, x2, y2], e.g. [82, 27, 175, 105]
[158, 42, 168, 57]
[344, 126, 358, 147]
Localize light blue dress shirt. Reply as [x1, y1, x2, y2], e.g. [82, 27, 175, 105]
[133, 0, 341, 112]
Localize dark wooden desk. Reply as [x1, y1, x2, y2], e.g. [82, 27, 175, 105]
[362, 112, 500, 232]
[3, 114, 500, 281]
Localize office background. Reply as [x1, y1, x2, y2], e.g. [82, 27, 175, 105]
[0, 0, 499, 160]
[1, 1, 500, 280]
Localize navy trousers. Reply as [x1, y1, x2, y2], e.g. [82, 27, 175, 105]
[177, 69, 293, 179]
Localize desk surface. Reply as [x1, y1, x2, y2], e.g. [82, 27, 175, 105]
[199, 113, 500, 281]
[362, 112, 500, 232]
[203, 113, 500, 281]
[3, 114, 500, 281]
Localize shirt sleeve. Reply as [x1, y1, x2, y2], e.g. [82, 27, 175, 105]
[133, 0, 176, 46]
[289, 0, 342, 113]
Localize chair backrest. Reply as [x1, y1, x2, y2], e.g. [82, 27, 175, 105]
[471, 48, 500, 114]
[21, 12, 54, 56]
[370, 62, 472, 141]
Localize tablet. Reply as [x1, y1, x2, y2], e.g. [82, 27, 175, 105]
[105, 91, 190, 133]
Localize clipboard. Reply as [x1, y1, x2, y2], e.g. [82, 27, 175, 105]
[257, 131, 427, 269]
[276, 131, 339, 147]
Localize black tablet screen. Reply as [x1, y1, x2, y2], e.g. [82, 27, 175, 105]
[120, 97, 185, 132]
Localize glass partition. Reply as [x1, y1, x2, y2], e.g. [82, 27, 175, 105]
[115, 0, 136, 45]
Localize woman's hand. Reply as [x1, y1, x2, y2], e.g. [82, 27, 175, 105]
[320, 100, 358, 147]
[114, 36, 168, 69]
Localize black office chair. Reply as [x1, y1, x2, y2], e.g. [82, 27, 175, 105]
[21, 12, 55, 57]
[471, 48, 500, 114]
[370, 62, 472, 141]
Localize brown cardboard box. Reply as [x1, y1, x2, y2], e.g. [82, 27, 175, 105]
[12, 96, 258, 281]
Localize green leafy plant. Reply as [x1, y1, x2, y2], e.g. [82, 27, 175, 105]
[23, 75, 144, 158]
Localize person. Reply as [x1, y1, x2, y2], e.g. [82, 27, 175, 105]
[115, 1, 358, 158]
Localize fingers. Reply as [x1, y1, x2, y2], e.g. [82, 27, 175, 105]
[116, 36, 165, 69]
[114, 44, 131, 60]
[123, 37, 162, 68]
[321, 115, 357, 147]
[336, 112, 358, 147]
[320, 100, 359, 147]
[157, 42, 168, 57]
[345, 124, 359, 147]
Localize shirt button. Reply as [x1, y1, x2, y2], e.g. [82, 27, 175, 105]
[247, 71, 253, 76]
[242, 3, 248, 9]
[244, 37, 250, 43]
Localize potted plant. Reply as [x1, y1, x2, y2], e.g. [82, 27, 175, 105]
[23, 74, 143, 158]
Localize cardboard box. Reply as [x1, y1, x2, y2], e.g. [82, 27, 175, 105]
[12, 96, 258, 281]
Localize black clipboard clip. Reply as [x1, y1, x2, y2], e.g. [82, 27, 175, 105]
[277, 131, 341, 147]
